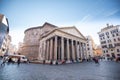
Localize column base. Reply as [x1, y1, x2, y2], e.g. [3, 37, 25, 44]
[53, 61, 57, 65]
[45, 60, 51, 64]
[45, 60, 49, 62]
[77, 59, 81, 62]
[66, 60, 72, 63]
[73, 60, 77, 62]
[57, 61, 62, 64]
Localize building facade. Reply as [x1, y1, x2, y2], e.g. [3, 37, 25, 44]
[86, 36, 96, 58]
[21, 22, 87, 64]
[39, 23, 87, 64]
[98, 24, 120, 59]
[3, 34, 11, 55]
[8, 43, 17, 55]
[20, 22, 57, 60]
[94, 45, 102, 56]
[17, 42, 24, 54]
[0, 14, 9, 56]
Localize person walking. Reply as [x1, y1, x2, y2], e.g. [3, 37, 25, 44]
[17, 57, 21, 66]
[1, 57, 7, 66]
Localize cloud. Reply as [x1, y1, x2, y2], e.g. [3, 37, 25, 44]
[75, 14, 92, 26]
[80, 14, 92, 23]
[105, 9, 119, 17]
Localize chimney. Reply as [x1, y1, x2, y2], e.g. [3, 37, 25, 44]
[106, 23, 109, 27]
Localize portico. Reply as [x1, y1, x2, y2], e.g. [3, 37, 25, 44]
[39, 27, 87, 64]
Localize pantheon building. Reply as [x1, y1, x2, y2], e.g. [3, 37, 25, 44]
[21, 22, 87, 64]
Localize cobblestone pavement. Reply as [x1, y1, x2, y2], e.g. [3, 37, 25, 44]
[0, 61, 120, 80]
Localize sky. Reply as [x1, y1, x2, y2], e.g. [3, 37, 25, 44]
[0, 0, 120, 47]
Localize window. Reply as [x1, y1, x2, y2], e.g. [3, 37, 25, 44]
[103, 37, 105, 39]
[116, 33, 118, 36]
[109, 40, 111, 42]
[87, 44, 89, 46]
[111, 31, 112, 34]
[109, 44, 113, 48]
[116, 29, 118, 32]
[99, 33, 104, 37]
[104, 50, 105, 53]
[106, 54, 110, 57]
[114, 39, 116, 42]
[104, 41, 106, 43]
[88, 48, 89, 50]
[111, 29, 118, 34]
[101, 41, 106, 44]
[118, 38, 120, 41]
[117, 49, 119, 52]
[117, 54, 120, 56]
[114, 43, 120, 46]
[107, 36, 109, 38]
[102, 45, 107, 48]
[106, 32, 109, 35]
[106, 50, 108, 53]
[112, 34, 115, 37]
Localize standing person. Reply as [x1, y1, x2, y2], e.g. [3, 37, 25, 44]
[17, 57, 21, 66]
[93, 57, 99, 64]
[1, 57, 7, 66]
[95, 57, 99, 64]
[7, 58, 12, 65]
[88, 55, 91, 61]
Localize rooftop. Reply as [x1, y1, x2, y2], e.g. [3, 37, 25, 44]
[101, 24, 120, 32]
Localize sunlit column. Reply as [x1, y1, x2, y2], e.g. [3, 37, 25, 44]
[81, 43, 84, 59]
[58, 39, 61, 60]
[54, 36, 58, 60]
[75, 41, 77, 60]
[76, 41, 80, 60]
[79, 42, 82, 59]
[43, 41, 46, 60]
[50, 38, 53, 60]
[72, 40, 75, 61]
[41, 41, 44, 60]
[67, 38, 70, 61]
[46, 40, 49, 60]
[83, 43, 86, 59]
[61, 37, 64, 60]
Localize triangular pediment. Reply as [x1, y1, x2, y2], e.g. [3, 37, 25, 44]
[58, 27, 86, 39]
